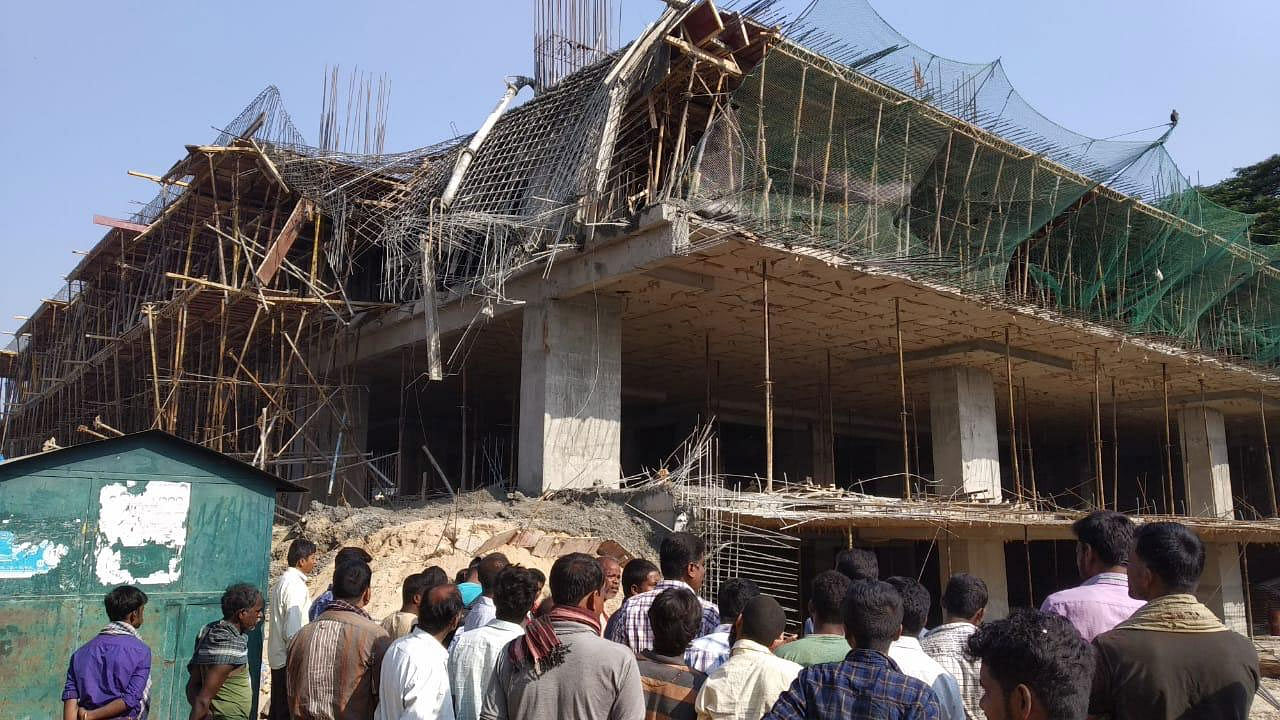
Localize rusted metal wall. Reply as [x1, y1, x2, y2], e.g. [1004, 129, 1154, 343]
[0, 436, 275, 720]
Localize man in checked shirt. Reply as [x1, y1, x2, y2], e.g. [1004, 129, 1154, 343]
[606, 532, 720, 652]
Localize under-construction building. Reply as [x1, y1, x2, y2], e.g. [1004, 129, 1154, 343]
[4, 0, 1280, 631]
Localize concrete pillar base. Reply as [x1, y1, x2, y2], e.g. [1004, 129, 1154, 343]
[940, 538, 1009, 620]
[517, 296, 622, 496]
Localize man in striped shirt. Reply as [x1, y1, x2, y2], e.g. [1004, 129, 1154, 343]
[606, 532, 719, 652]
[637, 588, 708, 720]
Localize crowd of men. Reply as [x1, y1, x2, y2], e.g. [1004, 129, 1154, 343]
[60, 512, 1262, 720]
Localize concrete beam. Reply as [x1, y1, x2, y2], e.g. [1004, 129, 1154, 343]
[847, 339, 1074, 372]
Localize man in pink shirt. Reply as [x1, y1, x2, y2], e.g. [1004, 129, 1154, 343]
[1041, 510, 1146, 641]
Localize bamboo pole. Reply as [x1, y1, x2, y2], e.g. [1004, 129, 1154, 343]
[1163, 363, 1176, 514]
[763, 260, 774, 493]
[1261, 390, 1278, 517]
[1111, 376, 1119, 510]
[1093, 349, 1104, 508]
[896, 298, 910, 499]
[1005, 327, 1021, 501]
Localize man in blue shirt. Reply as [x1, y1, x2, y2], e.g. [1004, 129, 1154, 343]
[309, 546, 373, 621]
[765, 580, 940, 720]
[63, 585, 153, 720]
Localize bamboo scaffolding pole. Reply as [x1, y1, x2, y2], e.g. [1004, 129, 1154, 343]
[1092, 349, 1104, 508]
[1262, 390, 1278, 518]
[763, 260, 774, 493]
[1005, 327, 1021, 501]
[896, 297, 910, 499]
[1163, 363, 1176, 514]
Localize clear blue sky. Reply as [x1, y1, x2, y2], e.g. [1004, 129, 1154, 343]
[2, 1, 1276, 338]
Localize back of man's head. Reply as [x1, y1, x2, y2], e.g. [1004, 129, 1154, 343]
[649, 588, 703, 656]
[287, 538, 317, 568]
[333, 561, 373, 602]
[1133, 521, 1205, 593]
[418, 584, 464, 635]
[477, 552, 510, 593]
[967, 609, 1094, 720]
[551, 552, 604, 606]
[105, 585, 148, 622]
[941, 573, 988, 621]
[420, 565, 449, 589]
[885, 576, 930, 636]
[494, 565, 542, 622]
[335, 546, 373, 569]
[843, 580, 902, 652]
[810, 570, 851, 627]
[835, 548, 879, 581]
[1073, 510, 1135, 567]
[718, 577, 761, 625]
[739, 595, 787, 647]
[401, 572, 430, 607]
[659, 532, 706, 580]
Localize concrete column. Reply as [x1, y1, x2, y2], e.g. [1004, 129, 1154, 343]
[930, 366, 1001, 502]
[811, 422, 835, 486]
[940, 538, 1010, 620]
[930, 366, 1008, 618]
[1177, 404, 1248, 634]
[518, 296, 622, 496]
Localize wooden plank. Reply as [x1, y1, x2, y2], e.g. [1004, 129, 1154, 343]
[92, 215, 148, 234]
[255, 200, 311, 285]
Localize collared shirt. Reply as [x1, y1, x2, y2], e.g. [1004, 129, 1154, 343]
[763, 648, 942, 720]
[888, 637, 967, 720]
[63, 630, 152, 717]
[1040, 572, 1144, 642]
[288, 606, 393, 720]
[270, 566, 311, 669]
[637, 650, 706, 720]
[694, 638, 802, 720]
[684, 625, 732, 674]
[920, 623, 984, 720]
[310, 586, 335, 622]
[382, 611, 419, 640]
[480, 620, 645, 720]
[448, 619, 526, 720]
[463, 596, 497, 633]
[376, 628, 455, 720]
[606, 580, 720, 652]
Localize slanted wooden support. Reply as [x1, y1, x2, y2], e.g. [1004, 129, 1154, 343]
[256, 200, 312, 285]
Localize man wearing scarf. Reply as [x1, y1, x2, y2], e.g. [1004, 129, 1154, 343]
[480, 552, 644, 720]
[1090, 521, 1259, 720]
[187, 584, 264, 720]
[63, 585, 152, 720]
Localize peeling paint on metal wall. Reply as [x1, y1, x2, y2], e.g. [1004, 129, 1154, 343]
[94, 481, 190, 585]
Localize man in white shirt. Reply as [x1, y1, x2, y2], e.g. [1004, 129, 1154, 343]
[267, 537, 316, 720]
[695, 595, 801, 720]
[885, 577, 966, 720]
[462, 553, 509, 633]
[922, 573, 988, 720]
[686, 578, 759, 674]
[449, 566, 539, 720]
[378, 584, 466, 720]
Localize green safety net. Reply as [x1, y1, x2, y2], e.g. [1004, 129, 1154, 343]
[683, 0, 1274, 367]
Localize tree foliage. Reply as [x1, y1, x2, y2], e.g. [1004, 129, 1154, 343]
[1200, 154, 1280, 244]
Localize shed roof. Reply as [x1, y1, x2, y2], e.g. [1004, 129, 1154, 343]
[0, 429, 305, 493]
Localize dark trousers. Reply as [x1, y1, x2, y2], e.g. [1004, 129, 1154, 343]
[268, 667, 289, 720]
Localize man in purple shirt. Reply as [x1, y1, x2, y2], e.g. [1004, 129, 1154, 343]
[1041, 510, 1145, 641]
[63, 585, 152, 720]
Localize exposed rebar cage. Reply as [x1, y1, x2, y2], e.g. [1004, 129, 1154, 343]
[534, 0, 616, 92]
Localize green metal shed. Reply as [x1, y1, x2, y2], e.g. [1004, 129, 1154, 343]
[0, 430, 301, 720]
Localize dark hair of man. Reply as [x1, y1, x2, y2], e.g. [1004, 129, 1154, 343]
[835, 548, 879, 581]
[421, 565, 449, 589]
[650, 588, 703, 656]
[885, 576, 931, 635]
[477, 552, 511, 592]
[455, 567, 474, 584]
[529, 567, 546, 589]
[287, 538, 318, 567]
[333, 561, 373, 601]
[494, 566, 542, 622]
[335, 546, 373, 568]
[810, 571, 851, 626]
[718, 577, 761, 625]
[105, 585, 148, 621]
[400, 573, 431, 606]
[659, 531, 706, 579]
[221, 583, 262, 619]
[1073, 510, 1135, 567]
[739, 595, 788, 646]
[843, 580, 902, 651]
[551, 552, 605, 606]
[967, 609, 1094, 719]
[622, 558, 659, 594]
[1133, 521, 1205, 592]
[418, 584, 464, 634]
[941, 573, 988, 619]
